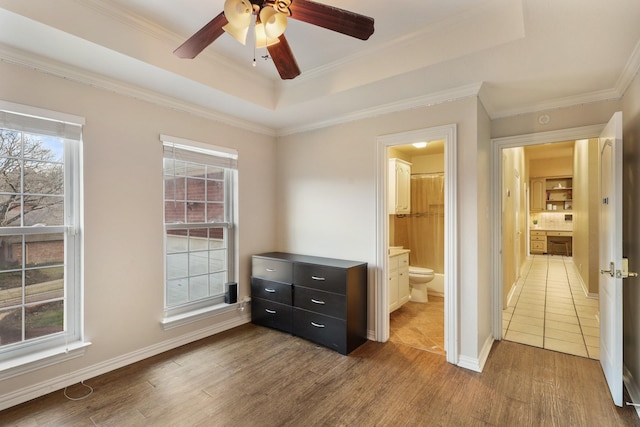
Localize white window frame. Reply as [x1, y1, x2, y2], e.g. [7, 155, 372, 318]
[160, 135, 238, 329]
[0, 101, 88, 380]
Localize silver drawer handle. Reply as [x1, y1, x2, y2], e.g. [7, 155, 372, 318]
[311, 322, 325, 328]
[265, 309, 276, 314]
[311, 299, 325, 305]
[265, 288, 276, 293]
[266, 268, 276, 272]
[311, 276, 325, 281]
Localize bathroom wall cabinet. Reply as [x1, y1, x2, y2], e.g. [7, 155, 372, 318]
[389, 158, 411, 214]
[251, 252, 368, 355]
[388, 251, 410, 312]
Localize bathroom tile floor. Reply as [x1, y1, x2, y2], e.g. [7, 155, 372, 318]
[389, 296, 445, 355]
[503, 255, 599, 359]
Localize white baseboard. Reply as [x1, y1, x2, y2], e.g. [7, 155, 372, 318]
[506, 281, 518, 308]
[570, 260, 599, 299]
[457, 335, 494, 373]
[0, 313, 250, 411]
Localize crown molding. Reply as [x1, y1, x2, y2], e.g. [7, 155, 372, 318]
[615, 38, 640, 97]
[0, 44, 276, 136]
[277, 83, 483, 136]
[486, 39, 640, 120]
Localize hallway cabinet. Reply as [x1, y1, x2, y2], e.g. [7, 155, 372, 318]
[530, 178, 545, 211]
[530, 176, 572, 211]
[530, 230, 547, 254]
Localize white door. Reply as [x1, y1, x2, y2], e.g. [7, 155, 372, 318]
[599, 111, 623, 407]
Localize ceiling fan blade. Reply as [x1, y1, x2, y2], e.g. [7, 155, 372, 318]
[267, 35, 301, 80]
[174, 12, 228, 59]
[289, 0, 374, 40]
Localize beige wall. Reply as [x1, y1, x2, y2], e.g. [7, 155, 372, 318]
[491, 99, 622, 139]
[529, 156, 574, 178]
[621, 63, 640, 406]
[412, 153, 445, 173]
[276, 96, 493, 363]
[502, 147, 526, 309]
[572, 138, 599, 295]
[0, 60, 278, 406]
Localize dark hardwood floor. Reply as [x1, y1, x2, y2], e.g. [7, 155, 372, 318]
[3, 323, 639, 426]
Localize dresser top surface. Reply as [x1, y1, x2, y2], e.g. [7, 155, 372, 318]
[253, 252, 366, 269]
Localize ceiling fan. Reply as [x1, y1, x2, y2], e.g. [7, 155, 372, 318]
[174, 0, 375, 80]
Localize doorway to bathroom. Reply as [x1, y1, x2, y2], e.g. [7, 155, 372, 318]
[389, 149, 446, 354]
[376, 124, 458, 365]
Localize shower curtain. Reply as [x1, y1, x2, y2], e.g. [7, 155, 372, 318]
[394, 173, 445, 273]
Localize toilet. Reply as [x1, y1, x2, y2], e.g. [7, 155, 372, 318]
[408, 266, 434, 303]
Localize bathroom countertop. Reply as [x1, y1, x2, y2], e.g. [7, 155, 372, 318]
[389, 248, 411, 256]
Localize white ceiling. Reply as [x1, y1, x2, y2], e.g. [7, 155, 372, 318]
[1, 0, 639, 136]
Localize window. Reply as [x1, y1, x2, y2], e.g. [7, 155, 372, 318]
[162, 136, 237, 321]
[0, 101, 84, 373]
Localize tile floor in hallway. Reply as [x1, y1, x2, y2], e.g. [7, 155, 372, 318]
[503, 255, 599, 359]
[389, 296, 445, 356]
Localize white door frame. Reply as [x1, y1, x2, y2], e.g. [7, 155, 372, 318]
[490, 124, 605, 339]
[376, 124, 458, 365]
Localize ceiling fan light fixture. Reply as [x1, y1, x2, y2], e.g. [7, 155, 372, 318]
[259, 6, 288, 39]
[255, 22, 281, 49]
[223, 0, 252, 26]
[223, 22, 249, 45]
[222, 0, 252, 44]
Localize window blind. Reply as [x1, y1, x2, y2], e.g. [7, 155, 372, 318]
[162, 136, 237, 170]
[0, 107, 83, 140]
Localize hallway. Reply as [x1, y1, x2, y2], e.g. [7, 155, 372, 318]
[503, 255, 599, 359]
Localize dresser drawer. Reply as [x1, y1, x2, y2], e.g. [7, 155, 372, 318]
[531, 241, 546, 250]
[293, 308, 346, 354]
[531, 230, 546, 237]
[531, 234, 546, 242]
[294, 286, 345, 319]
[294, 264, 346, 294]
[252, 257, 293, 283]
[547, 231, 572, 237]
[251, 277, 292, 305]
[251, 298, 293, 334]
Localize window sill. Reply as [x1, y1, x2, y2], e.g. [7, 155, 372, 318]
[161, 300, 249, 330]
[0, 340, 92, 381]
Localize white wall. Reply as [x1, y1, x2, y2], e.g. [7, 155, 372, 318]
[276, 96, 493, 367]
[0, 60, 277, 406]
[621, 66, 640, 408]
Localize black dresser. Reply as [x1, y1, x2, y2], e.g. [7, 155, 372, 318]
[251, 252, 368, 355]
